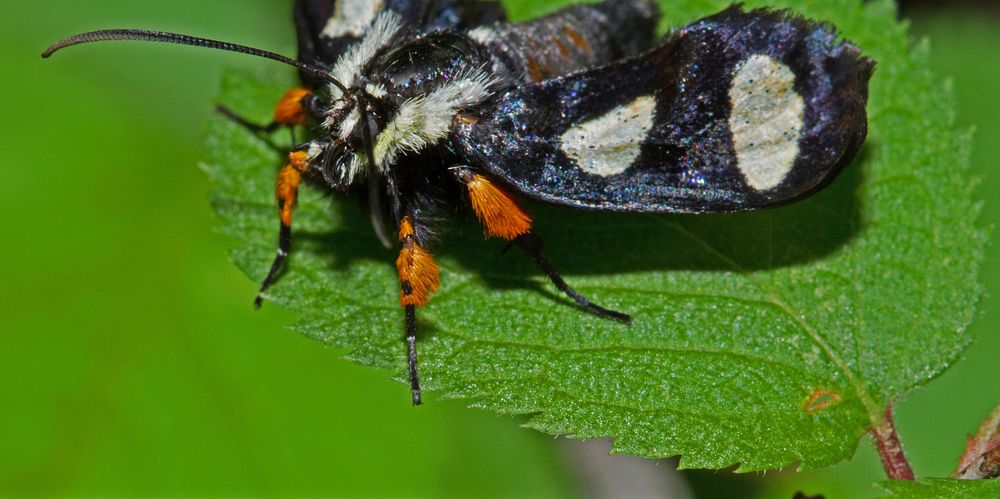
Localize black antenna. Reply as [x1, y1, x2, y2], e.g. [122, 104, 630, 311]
[42, 29, 348, 94]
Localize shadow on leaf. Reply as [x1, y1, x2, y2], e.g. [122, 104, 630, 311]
[274, 143, 867, 310]
[449, 143, 869, 284]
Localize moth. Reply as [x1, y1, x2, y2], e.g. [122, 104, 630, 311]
[44, 0, 873, 405]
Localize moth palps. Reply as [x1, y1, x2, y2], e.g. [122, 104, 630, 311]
[44, 0, 873, 405]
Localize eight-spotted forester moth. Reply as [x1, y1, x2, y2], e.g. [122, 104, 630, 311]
[43, 0, 873, 405]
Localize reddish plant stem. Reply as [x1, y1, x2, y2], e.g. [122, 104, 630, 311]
[870, 404, 915, 480]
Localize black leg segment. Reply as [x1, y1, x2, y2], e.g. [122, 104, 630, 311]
[216, 104, 280, 134]
[515, 232, 632, 323]
[254, 222, 291, 309]
[405, 303, 422, 405]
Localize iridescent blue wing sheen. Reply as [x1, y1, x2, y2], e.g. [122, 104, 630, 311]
[452, 7, 873, 213]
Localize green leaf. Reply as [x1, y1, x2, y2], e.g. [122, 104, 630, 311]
[878, 478, 1000, 498]
[202, 0, 982, 471]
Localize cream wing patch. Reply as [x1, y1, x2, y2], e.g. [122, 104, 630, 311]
[728, 54, 805, 191]
[321, 0, 383, 40]
[560, 95, 656, 177]
[468, 26, 498, 44]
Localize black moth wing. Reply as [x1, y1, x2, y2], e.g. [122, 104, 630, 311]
[452, 6, 874, 213]
[473, 0, 659, 83]
[294, 0, 506, 85]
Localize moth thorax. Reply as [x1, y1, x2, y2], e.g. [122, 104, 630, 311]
[366, 32, 486, 101]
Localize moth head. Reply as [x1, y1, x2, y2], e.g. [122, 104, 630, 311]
[317, 23, 493, 187]
[313, 87, 386, 189]
[40, 17, 492, 191]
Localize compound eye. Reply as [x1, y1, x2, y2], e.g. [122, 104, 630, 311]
[370, 33, 481, 97]
[321, 142, 354, 188]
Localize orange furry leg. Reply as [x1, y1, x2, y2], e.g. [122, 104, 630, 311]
[254, 150, 310, 308]
[395, 216, 440, 405]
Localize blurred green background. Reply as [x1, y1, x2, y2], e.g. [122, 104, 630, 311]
[2, 1, 997, 497]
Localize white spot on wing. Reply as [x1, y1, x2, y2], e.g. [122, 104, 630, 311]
[468, 26, 497, 44]
[321, 0, 383, 40]
[728, 54, 805, 191]
[560, 95, 656, 177]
